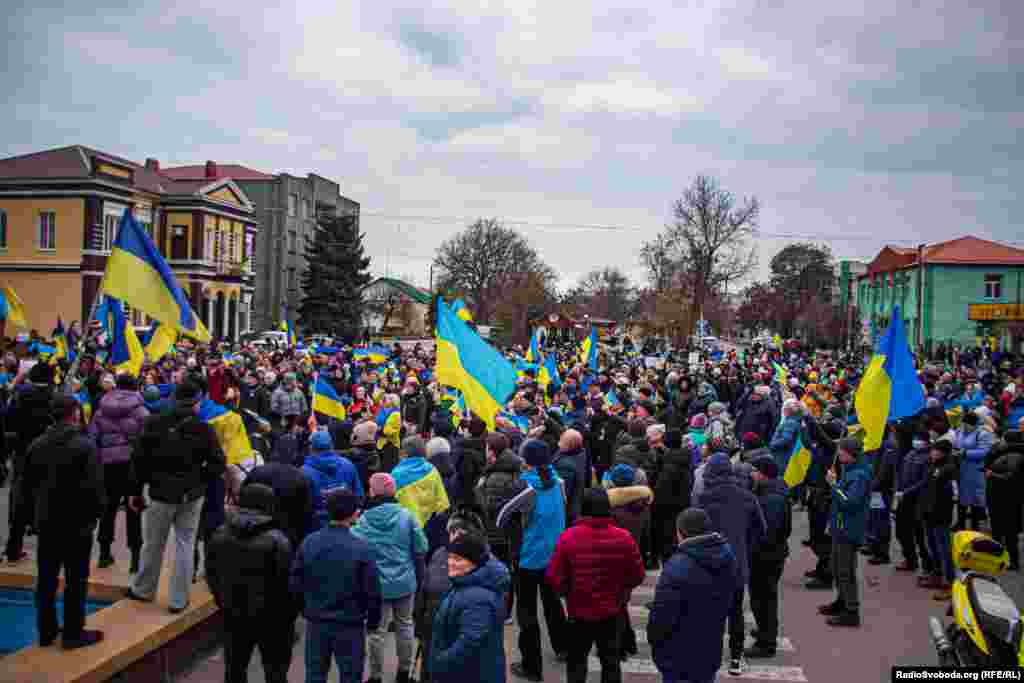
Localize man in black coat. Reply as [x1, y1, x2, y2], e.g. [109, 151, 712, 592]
[206, 483, 295, 683]
[24, 396, 106, 649]
[244, 462, 313, 550]
[745, 456, 792, 658]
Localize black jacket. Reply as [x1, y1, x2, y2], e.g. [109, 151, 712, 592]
[10, 383, 55, 470]
[244, 463, 313, 547]
[22, 424, 105, 534]
[454, 437, 487, 507]
[132, 402, 227, 504]
[918, 459, 958, 527]
[653, 447, 692, 510]
[347, 445, 380, 494]
[477, 452, 527, 559]
[206, 505, 294, 620]
[752, 478, 792, 563]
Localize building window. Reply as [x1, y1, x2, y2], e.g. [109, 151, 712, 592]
[205, 229, 215, 262]
[171, 225, 188, 260]
[134, 206, 154, 240]
[302, 199, 311, 219]
[288, 193, 297, 217]
[102, 202, 127, 252]
[984, 274, 1003, 300]
[0, 209, 6, 250]
[37, 211, 56, 250]
[288, 230, 297, 252]
[287, 267, 296, 291]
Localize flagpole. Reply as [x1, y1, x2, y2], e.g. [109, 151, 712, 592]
[63, 274, 107, 393]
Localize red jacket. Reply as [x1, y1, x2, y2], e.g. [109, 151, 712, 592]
[546, 516, 645, 621]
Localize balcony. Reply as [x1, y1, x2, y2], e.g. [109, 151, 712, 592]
[215, 258, 255, 278]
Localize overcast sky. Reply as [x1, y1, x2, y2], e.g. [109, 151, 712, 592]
[6, 1, 1022, 291]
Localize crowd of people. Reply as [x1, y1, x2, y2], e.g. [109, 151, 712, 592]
[1, 330, 1023, 683]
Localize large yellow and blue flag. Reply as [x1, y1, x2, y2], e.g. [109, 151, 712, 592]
[538, 354, 560, 393]
[579, 327, 598, 371]
[279, 320, 298, 347]
[101, 207, 210, 342]
[392, 456, 450, 527]
[854, 305, 925, 452]
[74, 388, 93, 423]
[143, 320, 177, 362]
[525, 328, 543, 363]
[198, 398, 252, 466]
[0, 286, 28, 329]
[450, 298, 473, 322]
[354, 345, 390, 363]
[312, 375, 347, 421]
[52, 317, 70, 364]
[435, 298, 517, 430]
[104, 297, 144, 377]
[782, 431, 813, 488]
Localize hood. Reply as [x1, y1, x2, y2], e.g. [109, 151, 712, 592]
[98, 389, 145, 419]
[607, 485, 653, 508]
[430, 452, 455, 478]
[523, 466, 557, 490]
[487, 450, 523, 474]
[1005, 430, 1024, 447]
[451, 554, 511, 596]
[703, 453, 734, 482]
[306, 451, 341, 476]
[660, 447, 690, 466]
[227, 507, 276, 538]
[679, 532, 735, 573]
[358, 501, 406, 532]
[755, 477, 789, 498]
[556, 446, 584, 463]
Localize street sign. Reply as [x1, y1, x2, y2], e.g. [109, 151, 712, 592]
[967, 303, 1024, 321]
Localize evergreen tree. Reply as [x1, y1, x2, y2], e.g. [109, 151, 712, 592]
[298, 213, 372, 340]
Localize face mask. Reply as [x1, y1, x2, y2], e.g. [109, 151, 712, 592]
[912, 440, 926, 450]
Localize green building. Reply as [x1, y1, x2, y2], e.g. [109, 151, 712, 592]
[856, 237, 1024, 352]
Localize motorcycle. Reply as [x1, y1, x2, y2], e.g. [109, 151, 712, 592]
[929, 530, 1023, 667]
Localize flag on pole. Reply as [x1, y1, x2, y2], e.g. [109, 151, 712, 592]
[104, 296, 144, 377]
[782, 431, 813, 488]
[144, 320, 178, 362]
[579, 327, 598, 371]
[52, 317, 70, 364]
[312, 375, 347, 421]
[450, 299, 473, 322]
[0, 286, 28, 329]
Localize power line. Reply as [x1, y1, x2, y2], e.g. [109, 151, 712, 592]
[361, 212, 641, 232]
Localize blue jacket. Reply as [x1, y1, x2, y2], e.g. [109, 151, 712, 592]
[696, 455, 765, 586]
[290, 525, 382, 628]
[351, 498, 428, 600]
[430, 556, 510, 683]
[953, 428, 993, 507]
[828, 458, 872, 545]
[753, 478, 791, 564]
[769, 415, 801, 468]
[647, 533, 739, 683]
[896, 446, 931, 497]
[496, 467, 565, 570]
[302, 451, 364, 533]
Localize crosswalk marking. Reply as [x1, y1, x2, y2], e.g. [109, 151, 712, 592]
[628, 605, 759, 628]
[581, 659, 806, 681]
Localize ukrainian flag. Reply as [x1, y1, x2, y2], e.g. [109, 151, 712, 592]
[101, 207, 210, 342]
[279, 320, 298, 347]
[104, 297, 144, 377]
[52, 318, 70, 364]
[144, 320, 177, 362]
[525, 328, 542, 363]
[74, 389, 94, 423]
[198, 398, 252, 466]
[450, 298, 473, 322]
[538, 354, 560, 393]
[0, 286, 28, 329]
[854, 305, 925, 452]
[498, 411, 530, 433]
[579, 327, 598, 371]
[782, 431, 813, 488]
[605, 389, 622, 411]
[312, 375, 347, 421]
[393, 456, 451, 527]
[354, 345, 390, 363]
[435, 298, 517, 430]
[376, 406, 402, 449]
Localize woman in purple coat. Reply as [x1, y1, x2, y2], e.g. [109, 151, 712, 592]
[88, 373, 149, 572]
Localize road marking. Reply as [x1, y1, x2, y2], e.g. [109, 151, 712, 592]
[628, 605, 759, 628]
[625, 628, 794, 652]
[583, 658, 806, 681]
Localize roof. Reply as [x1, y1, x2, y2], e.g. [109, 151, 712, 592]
[363, 277, 432, 305]
[859, 236, 1024, 278]
[160, 164, 275, 181]
[0, 146, 91, 179]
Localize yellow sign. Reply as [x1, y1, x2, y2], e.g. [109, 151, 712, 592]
[967, 303, 1024, 321]
[96, 163, 132, 179]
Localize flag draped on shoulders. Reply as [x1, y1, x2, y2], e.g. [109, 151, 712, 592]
[392, 457, 450, 528]
[198, 398, 252, 466]
[376, 406, 402, 450]
[854, 305, 925, 452]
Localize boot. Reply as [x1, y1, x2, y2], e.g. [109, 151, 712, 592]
[818, 599, 845, 616]
[130, 549, 140, 575]
[396, 670, 411, 683]
[826, 611, 861, 627]
[97, 547, 114, 569]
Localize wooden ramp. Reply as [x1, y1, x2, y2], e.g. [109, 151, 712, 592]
[0, 545, 219, 683]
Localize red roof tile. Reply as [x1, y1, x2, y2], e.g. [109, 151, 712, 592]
[922, 236, 1024, 265]
[160, 164, 275, 181]
[0, 146, 91, 179]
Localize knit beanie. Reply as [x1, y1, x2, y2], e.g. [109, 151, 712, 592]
[448, 533, 488, 567]
[520, 439, 550, 468]
[610, 463, 636, 487]
[581, 489, 612, 518]
[369, 473, 397, 498]
[689, 414, 707, 429]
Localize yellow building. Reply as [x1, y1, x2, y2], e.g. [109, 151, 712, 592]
[0, 146, 258, 340]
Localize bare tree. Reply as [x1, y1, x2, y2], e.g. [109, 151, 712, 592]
[641, 175, 759, 326]
[565, 267, 636, 322]
[433, 218, 556, 325]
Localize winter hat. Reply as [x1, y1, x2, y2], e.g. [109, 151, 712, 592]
[448, 533, 488, 567]
[352, 421, 378, 446]
[28, 361, 54, 385]
[431, 418, 454, 438]
[664, 429, 683, 450]
[142, 385, 161, 403]
[610, 463, 636, 487]
[520, 439, 551, 468]
[369, 473, 397, 498]
[742, 432, 762, 448]
[581, 488, 612, 518]
[837, 437, 864, 459]
[689, 414, 707, 430]
[426, 437, 450, 459]
[326, 488, 360, 521]
[175, 381, 202, 403]
[239, 483, 277, 515]
[677, 508, 710, 537]
[310, 431, 334, 452]
[401, 436, 428, 459]
[750, 454, 780, 478]
[931, 440, 953, 457]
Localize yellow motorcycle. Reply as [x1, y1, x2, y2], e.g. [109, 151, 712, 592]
[929, 530, 1023, 666]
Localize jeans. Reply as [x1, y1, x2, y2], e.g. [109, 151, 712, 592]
[726, 586, 745, 659]
[305, 621, 365, 683]
[97, 461, 142, 552]
[131, 497, 203, 610]
[367, 594, 414, 677]
[831, 540, 859, 613]
[748, 557, 784, 647]
[926, 525, 954, 583]
[566, 616, 621, 683]
[223, 615, 294, 683]
[36, 529, 93, 642]
[894, 494, 932, 572]
[517, 567, 568, 676]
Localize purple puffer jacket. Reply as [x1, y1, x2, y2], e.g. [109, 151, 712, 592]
[88, 390, 149, 465]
